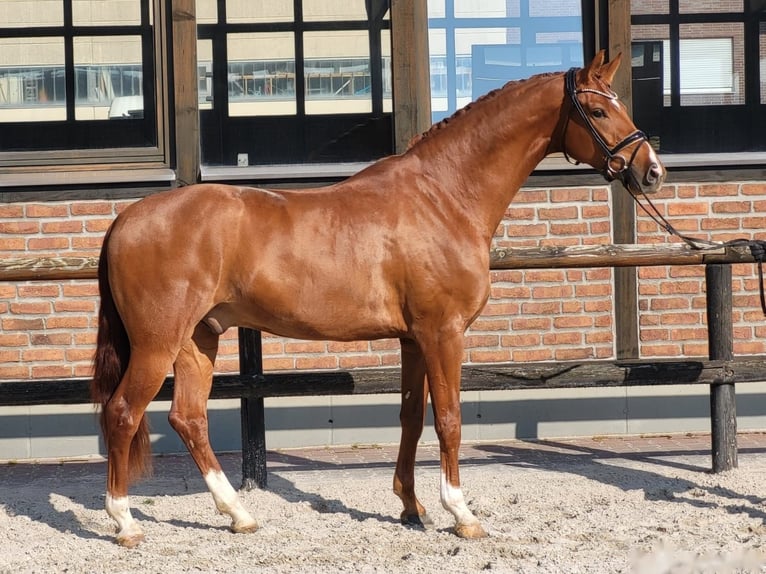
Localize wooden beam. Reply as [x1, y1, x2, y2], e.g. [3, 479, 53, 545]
[0, 244, 757, 282]
[2, 357, 764, 406]
[390, 0, 432, 153]
[171, 0, 200, 186]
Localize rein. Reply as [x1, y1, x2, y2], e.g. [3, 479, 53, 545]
[563, 66, 766, 315]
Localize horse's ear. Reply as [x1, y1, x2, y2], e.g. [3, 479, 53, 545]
[599, 52, 622, 86]
[584, 50, 607, 80]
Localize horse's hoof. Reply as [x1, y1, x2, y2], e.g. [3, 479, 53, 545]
[454, 522, 488, 539]
[231, 519, 259, 534]
[400, 511, 434, 529]
[116, 532, 145, 548]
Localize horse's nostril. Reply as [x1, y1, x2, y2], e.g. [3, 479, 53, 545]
[646, 163, 662, 184]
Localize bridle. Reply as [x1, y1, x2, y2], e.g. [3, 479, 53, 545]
[562, 66, 766, 315]
[562, 67, 648, 191]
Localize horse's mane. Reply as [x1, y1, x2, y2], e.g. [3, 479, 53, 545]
[406, 71, 561, 151]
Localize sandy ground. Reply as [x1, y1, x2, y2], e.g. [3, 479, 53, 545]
[2, 436, 766, 573]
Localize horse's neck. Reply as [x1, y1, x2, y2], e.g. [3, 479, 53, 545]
[411, 75, 563, 241]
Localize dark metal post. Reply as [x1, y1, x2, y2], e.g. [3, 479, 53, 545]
[705, 264, 737, 472]
[238, 327, 267, 490]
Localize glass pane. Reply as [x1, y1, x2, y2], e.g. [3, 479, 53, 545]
[304, 30, 371, 114]
[73, 0, 141, 26]
[381, 29, 392, 113]
[0, 37, 66, 122]
[198, 39, 213, 110]
[227, 32, 296, 117]
[429, 28, 448, 113]
[679, 0, 743, 13]
[196, 0, 218, 24]
[227, 0, 293, 23]
[428, 0, 446, 18]
[679, 23, 744, 106]
[455, 0, 513, 18]
[73, 36, 144, 120]
[303, 0, 367, 21]
[631, 24, 670, 106]
[0, 0, 63, 27]
[455, 27, 519, 109]
[631, 0, 668, 15]
[528, 0, 577, 18]
[430, 4, 582, 121]
[760, 23, 766, 104]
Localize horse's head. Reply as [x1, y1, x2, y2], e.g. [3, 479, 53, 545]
[561, 51, 666, 196]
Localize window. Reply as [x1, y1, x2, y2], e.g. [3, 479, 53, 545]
[196, 0, 392, 167]
[427, 0, 586, 122]
[631, 0, 766, 154]
[0, 0, 170, 170]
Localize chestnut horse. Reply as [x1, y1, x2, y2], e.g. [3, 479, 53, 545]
[92, 51, 665, 547]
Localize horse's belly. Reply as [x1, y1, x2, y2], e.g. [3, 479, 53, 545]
[207, 295, 407, 341]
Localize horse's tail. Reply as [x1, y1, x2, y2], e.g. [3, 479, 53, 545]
[91, 226, 152, 481]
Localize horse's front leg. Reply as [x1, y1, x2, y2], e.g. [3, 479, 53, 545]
[394, 338, 432, 528]
[420, 329, 488, 539]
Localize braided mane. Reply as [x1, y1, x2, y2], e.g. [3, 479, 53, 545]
[406, 71, 561, 151]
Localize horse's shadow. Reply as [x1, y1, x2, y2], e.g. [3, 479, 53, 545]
[470, 439, 766, 522]
[0, 451, 401, 542]
[5, 440, 765, 542]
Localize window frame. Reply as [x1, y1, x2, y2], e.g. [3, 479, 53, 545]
[0, 0, 173, 185]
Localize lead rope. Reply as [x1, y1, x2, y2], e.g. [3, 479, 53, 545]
[628, 184, 766, 315]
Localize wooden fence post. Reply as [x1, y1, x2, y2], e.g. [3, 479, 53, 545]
[705, 263, 737, 472]
[238, 328, 267, 490]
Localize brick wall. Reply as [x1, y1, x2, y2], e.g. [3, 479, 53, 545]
[1, 180, 765, 380]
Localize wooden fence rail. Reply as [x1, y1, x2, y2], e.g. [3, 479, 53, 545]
[1, 243, 764, 488]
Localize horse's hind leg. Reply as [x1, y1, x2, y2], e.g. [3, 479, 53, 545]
[104, 349, 173, 547]
[393, 338, 432, 528]
[169, 323, 258, 534]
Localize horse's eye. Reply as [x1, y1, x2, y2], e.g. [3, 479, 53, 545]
[592, 108, 606, 119]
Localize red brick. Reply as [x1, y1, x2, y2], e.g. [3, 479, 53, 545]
[538, 206, 578, 220]
[10, 301, 52, 314]
[22, 348, 65, 362]
[0, 365, 29, 378]
[589, 221, 611, 234]
[42, 221, 83, 233]
[667, 202, 708, 216]
[505, 223, 548, 237]
[464, 334, 499, 347]
[553, 316, 593, 329]
[339, 355, 380, 369]
[712, 201, 750, 214]
[469, 318, 510, 332]
[491, 286, 531, 298]
[327, 341, 369, 353]
[25, 204, 69, 217]
[371, 339, 399, 351]
[17, 284, 60, 297]
[585, 331, 612, 344]
[28, 237, 70, 250]
[574, 284, 611, 297]
[640, 343, 682, 356]
[512, 348, 553, 361]
[296, 356, 338, 370]
[740, 183, 766, 195]
[698, 184, 739, 197]
[45, 316, 90, 329]
[0, 205, 23, 217]
[520, 301, 560, 314]
[469, 349, 511, 363]
[562, 300, 583, 313]
[532, 285, 573, 298]
[501, 333, 541, 347]
[0, 221, 40, 233]
[524, 270, 565, 282]
[511, 317, 551, 330]
[31, 333, 72, 346]
[550, 188, 590, 202]
[543, 332, 581, 345]
[555, 348, 593, 360]
[582, 205, 609, 218]
[31, 365, 73, 378]
[2, 318, 45, 330]
[61, 283, 99, 297]
[70, 202, 114, 215]
[263, 357, 295, 371]
[701, 218, 740, 230]
[550, 222, 588, 235]
[649, 297, 690, 310]
[284, 341, 327, 354]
